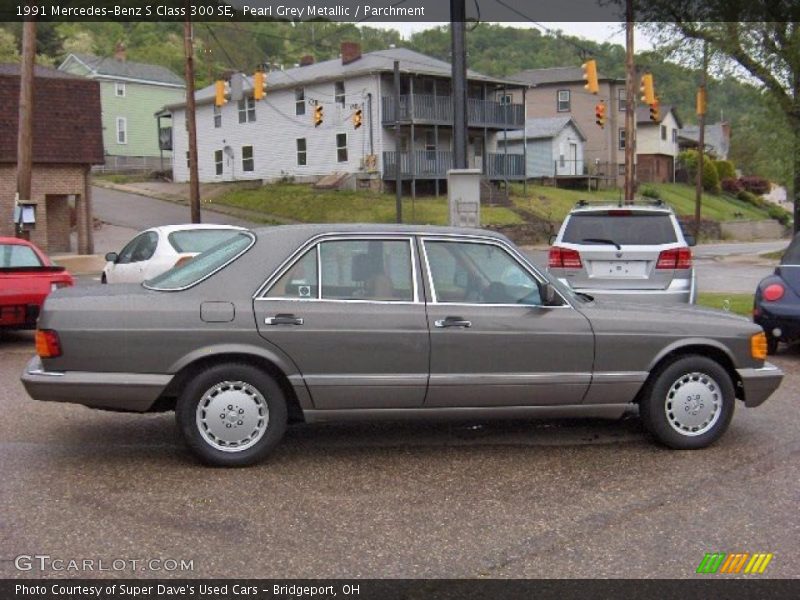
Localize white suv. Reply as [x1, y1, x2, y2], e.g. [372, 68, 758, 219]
[548, 202, 696, 304]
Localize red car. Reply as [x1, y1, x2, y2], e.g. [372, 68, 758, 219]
[0, 237, 74, 330]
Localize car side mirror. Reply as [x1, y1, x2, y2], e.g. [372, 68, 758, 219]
[548, 234, 557, 245]
[684, 234, 697, 247]
[105, 252, 118, 263]
[542, 282, 558, 306]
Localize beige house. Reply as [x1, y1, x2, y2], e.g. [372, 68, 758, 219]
[509, 66, 627, 186]
[636, 105, 682, 183]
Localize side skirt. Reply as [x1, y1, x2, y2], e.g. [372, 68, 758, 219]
[303, 404, 632, 424]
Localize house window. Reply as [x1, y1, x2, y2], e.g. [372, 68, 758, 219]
[618, 128, 626, 150]
[425, 130, 436, 160]
[557, 90, 570, 112]
[214, 150, 223, 176]
[661, 125, 667, 140]
[213, 105, 222, 128]
[296, 138, 307, 166]
[499, 94, 512, 105]
[618, 88, 626, 112]
[115, 82, 126, 97]
[672, 129, 677, 143]
[186, 151, 190, 168]
[335, 81, 345, 107]
[116, 117, 127, 144]
[618, 163, 625, 175]
[242, 146, 254, 172]
[295, 88, 305, 116]
[238, 96, 256, 123]
[336, 133, 348, 163]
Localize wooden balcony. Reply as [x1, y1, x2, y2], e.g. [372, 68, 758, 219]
[381, 94, 525, 129]
[382, 150, 525, 181]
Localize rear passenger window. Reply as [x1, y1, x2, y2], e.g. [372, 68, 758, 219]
[266, 248, 318, 299]
[320, 240, 413, 301]
[562, 213, 677, 245]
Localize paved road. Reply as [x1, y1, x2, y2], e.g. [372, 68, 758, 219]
[1, 332, 797, 579]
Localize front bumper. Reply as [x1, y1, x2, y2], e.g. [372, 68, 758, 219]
[21, 356, 171, 412]
[737, 362, 784, 408]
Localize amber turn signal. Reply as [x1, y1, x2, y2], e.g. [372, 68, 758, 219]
[35, 329, 62, 359]
[751, 331, 768, 361]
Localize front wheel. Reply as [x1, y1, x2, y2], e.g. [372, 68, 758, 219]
[640, 355, 735, 450]
[176, 363, 287, 466]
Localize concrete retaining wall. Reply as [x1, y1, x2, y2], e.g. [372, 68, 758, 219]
[720, 220, 786, 241]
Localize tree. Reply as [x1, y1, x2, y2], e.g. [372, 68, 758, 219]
[641, 19, 800, 232]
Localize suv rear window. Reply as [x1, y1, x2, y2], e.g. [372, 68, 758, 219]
[781, 235, 800, 265]
[562, 213, 678, 245]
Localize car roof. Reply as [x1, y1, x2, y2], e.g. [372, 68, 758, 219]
[568, 205, 675, 215]
[147, 224, 247, 234]
[248, 223, 511, 241]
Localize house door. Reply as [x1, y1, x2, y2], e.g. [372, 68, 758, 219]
[468, 135, 484, 171]
[569, 143, 578, 175]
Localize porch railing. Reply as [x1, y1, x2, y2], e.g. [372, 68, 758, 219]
[382, 150, 524, 180]
[381, 94, 524, 128]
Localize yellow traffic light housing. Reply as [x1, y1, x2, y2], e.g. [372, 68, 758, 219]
[353, 108, 362, 129]
[696, 87, 707, 116]
[649, 98, 660, 122]
[595, 101, 606, 128]
[314, 104, 324, 127]
[582, 59, 599, 94]
[253, 70, 266, 101]
[214, 80, 228, 107]
[640, 73, 655, 105]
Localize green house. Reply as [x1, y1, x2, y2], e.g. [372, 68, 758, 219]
[58, 51, 185, 171]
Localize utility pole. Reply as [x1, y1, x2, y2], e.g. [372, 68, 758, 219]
[16, 18, 36, 223]
[694, 42, 709, 238]
[450, 0, 468, 169]
[184, 11, 201, 223]
[394, 60, 402, 223]
[623, 0, 635, 202]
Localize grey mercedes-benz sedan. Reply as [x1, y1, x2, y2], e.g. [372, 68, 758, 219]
[22, 225, 783, 466]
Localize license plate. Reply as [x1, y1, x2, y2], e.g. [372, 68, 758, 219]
[591, 261, 647, 277]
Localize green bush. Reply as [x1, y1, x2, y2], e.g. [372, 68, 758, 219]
[639, 185, 661, 200]
[767, 204, 792, 226]
[714, 160, 736, 180]
[678, 150, 720, 194]
[737, 190, 764, 208]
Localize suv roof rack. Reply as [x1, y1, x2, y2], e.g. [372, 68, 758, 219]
[574, 198, 667, 209]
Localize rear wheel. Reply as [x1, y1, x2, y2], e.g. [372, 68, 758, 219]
[640, 355, 735, 450]
[176, 363, 287, 466]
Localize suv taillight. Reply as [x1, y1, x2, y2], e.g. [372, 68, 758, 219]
[35, 329, 62, 359]
[549, 246, 583, 269]
[656, 247, 692, 270]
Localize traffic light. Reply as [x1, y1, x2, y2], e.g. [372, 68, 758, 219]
[313, 104, 323, 127]
[352, 108, 362, 129]
[595, 101, 606, 128]
[253, 70, 266, 101]
[582, 59, 599, 94]
[640, 73, 655, 105]
[649, 98, 660, 121]
[696, 87, 707, 116]
[214, 80, 229, 107]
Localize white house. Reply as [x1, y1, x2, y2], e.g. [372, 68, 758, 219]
[163, 44, 526, 191]
[498, 117, 586, 178]
[635, 105, 682, 183]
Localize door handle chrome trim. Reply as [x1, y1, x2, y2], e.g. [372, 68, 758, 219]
[434, 317, 472, 328]
[265, 314, 304, 326]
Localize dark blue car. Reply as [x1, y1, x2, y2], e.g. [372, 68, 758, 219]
[755, 233, 800, 354]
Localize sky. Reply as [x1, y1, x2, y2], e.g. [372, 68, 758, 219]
[364, 22, 655, 51]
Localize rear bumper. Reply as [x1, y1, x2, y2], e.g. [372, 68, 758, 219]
[754, 314, 800, 342]
[557, 271, 695, 305]
[20, 356, 171, 412]
[737, 362, 784, 408]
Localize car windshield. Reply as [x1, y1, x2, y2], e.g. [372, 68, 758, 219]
[0, 244, 42, 268]
[781, 235, 800, 265]
[168, 229, 242, 253]
[143, 231, 254, 291]
[562, 212, 677, 245]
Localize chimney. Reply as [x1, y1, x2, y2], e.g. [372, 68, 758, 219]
[299, 55, 315, 67]
[341, 42, 362, 65]
[114, 42, 126, 62]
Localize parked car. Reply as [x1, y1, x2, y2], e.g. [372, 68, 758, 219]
[102, 224, 246, 284]
[754, 233, 800, 354]
[22, 225, 782, 466]
[548, 201, 696, 304]
[1, 237, 74, 330]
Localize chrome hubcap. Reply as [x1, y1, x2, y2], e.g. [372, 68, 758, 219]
[195, 381, 268, 452]
[664, 372, 721, 437]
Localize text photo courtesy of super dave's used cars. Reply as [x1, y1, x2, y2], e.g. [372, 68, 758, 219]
[20, 224, 784, 467]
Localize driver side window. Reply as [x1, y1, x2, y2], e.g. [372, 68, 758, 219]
[117, 232, 158, 264]
[425, 240, 542, 305]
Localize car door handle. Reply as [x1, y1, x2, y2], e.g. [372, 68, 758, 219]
[434, 316, 472, 328]
[265, 314, 304, 326]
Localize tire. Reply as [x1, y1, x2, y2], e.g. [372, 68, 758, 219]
[766, 335, 779, 356]
[639, 355, 735, 450]
[175, 363, 288, 467]
[101, 273, 107, 284]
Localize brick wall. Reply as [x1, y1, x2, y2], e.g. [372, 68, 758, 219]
[0, 164, 88, 253]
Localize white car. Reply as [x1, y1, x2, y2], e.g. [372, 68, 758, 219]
[102, 224, 246, 284]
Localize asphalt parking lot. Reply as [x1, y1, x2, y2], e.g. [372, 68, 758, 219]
[1, 328, 798, 579]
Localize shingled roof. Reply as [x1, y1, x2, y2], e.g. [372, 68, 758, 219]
[510, 66, 623, 86]
[0, 64, 104, 165]
[62, 53, 184, 87]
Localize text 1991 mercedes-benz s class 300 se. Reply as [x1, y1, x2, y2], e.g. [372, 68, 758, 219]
[21, 225, 783, 466]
